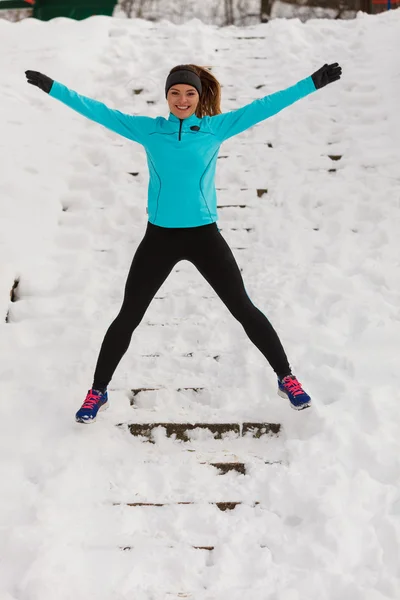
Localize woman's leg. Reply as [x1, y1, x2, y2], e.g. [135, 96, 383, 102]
[187, 225, 292, 379]
[92, 224, 180, 390]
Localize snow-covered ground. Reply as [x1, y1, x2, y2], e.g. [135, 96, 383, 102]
[1, 9, 400, 600]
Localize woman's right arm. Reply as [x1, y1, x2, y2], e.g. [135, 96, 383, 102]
[25, 71, 152, 145]
[49, 81, 153, 144]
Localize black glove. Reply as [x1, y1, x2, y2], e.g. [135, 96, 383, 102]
[25, 70, 54, 94]
[311, 63, 342, 90]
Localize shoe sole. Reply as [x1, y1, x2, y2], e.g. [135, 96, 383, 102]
[277, 389, 311, 410]
[75, 401, 109, 424]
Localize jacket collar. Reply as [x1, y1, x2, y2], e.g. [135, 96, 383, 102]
[168, 111, 202, 126]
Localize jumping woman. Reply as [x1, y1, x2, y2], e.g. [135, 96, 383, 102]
[25, 61, 342, 423]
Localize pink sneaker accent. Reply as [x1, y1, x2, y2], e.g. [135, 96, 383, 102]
[75, 388, 109, 424]
[81, 390, 101, 410]
[281, 375, 304, 396]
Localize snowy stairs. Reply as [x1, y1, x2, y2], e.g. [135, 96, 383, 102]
[122, 419, 280, 441]
[108, 31, 291, 590]
[112, 391, 284, 557]
[107, 190, 286, 575]
[112, 148, 288, 595]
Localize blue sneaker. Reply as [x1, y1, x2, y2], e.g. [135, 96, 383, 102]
[278, 375, 311, 410]
[75, 388, 109, 424]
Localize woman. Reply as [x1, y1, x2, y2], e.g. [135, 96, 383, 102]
[25, 61, 342, 423]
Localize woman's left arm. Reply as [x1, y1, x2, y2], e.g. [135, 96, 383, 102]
[210, 63, 342, 142]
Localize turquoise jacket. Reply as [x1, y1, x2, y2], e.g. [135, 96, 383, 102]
[49, 76, 317, 228]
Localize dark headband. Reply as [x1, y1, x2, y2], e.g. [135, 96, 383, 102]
[165, 68, 202, 98]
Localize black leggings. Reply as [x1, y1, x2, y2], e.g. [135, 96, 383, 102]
[92, 221, 291, 390]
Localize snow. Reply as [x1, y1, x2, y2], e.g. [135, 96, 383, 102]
[1, 8, 400, 599]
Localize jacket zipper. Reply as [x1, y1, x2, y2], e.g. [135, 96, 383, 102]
[178, 119, 183, 141]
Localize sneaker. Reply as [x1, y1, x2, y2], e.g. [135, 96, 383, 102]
[278, 375, 311, 410]
[75, 388, 109, 424]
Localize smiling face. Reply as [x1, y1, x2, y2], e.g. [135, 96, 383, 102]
[167, 84, 200, 119]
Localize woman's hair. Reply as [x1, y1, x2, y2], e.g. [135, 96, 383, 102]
[167, 64, 222, 118]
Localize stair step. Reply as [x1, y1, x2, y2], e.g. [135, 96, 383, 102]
[121, 545, 215, 553]
[138, 449, 284, 466]
[130, 386, 206, 398]
[114, 501, 260, 512]
[195, 454, 283, 466]
[121, 543, 269, 552]
[139, 456, 283, 471]
[208, 462, 246, 475]
[119, 422, 281, 441]
[217, 204, 248, 208]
